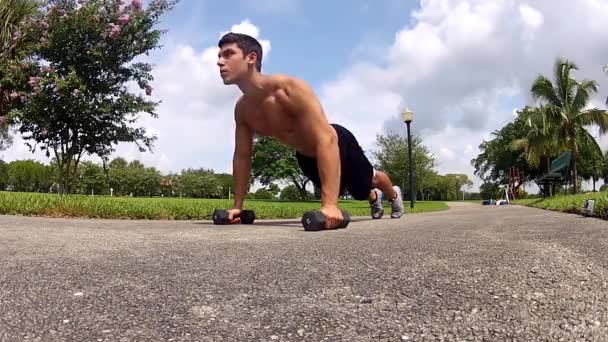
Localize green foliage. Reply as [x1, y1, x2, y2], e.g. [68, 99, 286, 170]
[578, 132, 604, 191]
[279, 184, 302, 201]
[516, 192, 608, 220]
[479, 182, 500, 200]
[0, 191, 449, 219]
[75, 160, 107, 195]
[214, 173, 233, 198]
[175, 169, 222, 199]
[0, 160, 9, 189]
[251, 136, 310, 199]
[248, 188, 274, 200]
[472, 110, 541, 185]
[0, 0, 39, 57]
[7, 0, 176, 194]
[0, 0, 41, 151]
[7, 159, 52, 192]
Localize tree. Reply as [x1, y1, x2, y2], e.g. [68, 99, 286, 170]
[480, 182, 500, 200]
[214, 173, 233, 198]
[0, 160, 9, 190]
[510, 106, 560, 173]
[251, 136, 310, 200]
[108, 157, 128, 195]
[7, 0, 176, 194]
[75, 160, 107, 195]
[267, 183, 280, 198]
[7, 159, 51, 192]
[175, 169, 222, 198]
[0, 0, 39, 55]
[445, 173, 473, 201]
[578, 132, 604, 191]
[604, 64, 608, 106]
[279, 184, 303, 201]
[0, 0, 40, 151]
[372, 133, 436, 200]
[530, 58, 608, 193]
[472, 111, 542, 186]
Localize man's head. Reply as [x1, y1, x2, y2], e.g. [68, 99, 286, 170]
[217, 32, 263, 84]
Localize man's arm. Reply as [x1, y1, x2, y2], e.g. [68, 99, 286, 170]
[281, 77, 341, 209]
[232, 102, 254, 210]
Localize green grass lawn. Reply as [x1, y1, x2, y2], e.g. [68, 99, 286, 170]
[0, 191, 448, 220]
[514, 191, 608, 219]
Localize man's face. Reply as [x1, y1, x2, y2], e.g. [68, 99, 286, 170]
[217, 43, 248, 85]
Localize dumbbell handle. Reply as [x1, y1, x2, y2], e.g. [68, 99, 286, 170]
[302, 210, 350, 231]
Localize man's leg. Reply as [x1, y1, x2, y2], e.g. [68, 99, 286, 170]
[367, 169, 405, 218]
[369, 170, 397, 202]
[329, 124, 404, 219]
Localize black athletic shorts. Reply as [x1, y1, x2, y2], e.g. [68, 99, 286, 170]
[295, 124, 375, 201]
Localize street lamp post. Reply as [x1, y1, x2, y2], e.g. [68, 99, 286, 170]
[402, 109, 415, 209]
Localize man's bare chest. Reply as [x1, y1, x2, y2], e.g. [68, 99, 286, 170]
[245, 97, 296, 137]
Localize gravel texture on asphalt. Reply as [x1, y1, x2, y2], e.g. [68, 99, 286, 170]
[1, 202, 608, 341]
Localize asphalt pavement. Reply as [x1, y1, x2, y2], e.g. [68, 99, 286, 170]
[1, 202, 608, 341]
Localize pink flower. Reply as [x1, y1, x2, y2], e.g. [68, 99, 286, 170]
[118, 14, 130, 25]
[145, 84, 152, 96]
[108, 23, 121, 38]
[28, 76, 41, 87]
[12, 30, 21, 41]
[40, 21, 49, 30]
[131, 0, 142, 11]
[9, 91, 19, 100]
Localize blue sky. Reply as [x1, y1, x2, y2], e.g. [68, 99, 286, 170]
[3, 0, 608, 193]
[160, 0, 416, 87]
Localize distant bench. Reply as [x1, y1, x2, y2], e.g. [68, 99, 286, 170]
[535, 151, 572, 197]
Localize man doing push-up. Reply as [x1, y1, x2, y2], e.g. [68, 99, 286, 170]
[217, 32, 404, 229]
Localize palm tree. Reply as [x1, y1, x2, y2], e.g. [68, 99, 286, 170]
[510, 106, 561, 196]
[511, 106, 559, 171]
[604, 65, 608, 106]
[530, 58, 608, 193]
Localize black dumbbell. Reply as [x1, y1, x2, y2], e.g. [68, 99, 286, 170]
[212, 209, 256, 225]
[301, 210, 350, 231]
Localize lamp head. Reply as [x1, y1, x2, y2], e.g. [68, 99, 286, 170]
[402, 109, 414, 123]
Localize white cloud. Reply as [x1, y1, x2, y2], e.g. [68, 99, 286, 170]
[318, 0, 608, 191]
[519, 4, 544, 30]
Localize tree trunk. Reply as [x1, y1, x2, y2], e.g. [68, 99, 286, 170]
[593, 176, 597, 192]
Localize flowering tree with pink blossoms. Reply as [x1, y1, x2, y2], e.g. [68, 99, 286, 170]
[6, 0, 176, 194]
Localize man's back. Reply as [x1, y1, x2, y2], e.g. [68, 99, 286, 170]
[235, 74, 336, 158]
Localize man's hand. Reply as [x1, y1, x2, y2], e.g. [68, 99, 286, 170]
[227, 208, 242, 224]
[320, 204, 344, 229]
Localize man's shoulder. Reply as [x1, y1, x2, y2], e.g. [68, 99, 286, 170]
[266, 74, 310, 91]
[234, 95, 247, 121]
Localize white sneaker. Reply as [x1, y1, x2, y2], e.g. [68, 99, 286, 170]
[390, 186, 404, 218]
[369, 189, 384, 219]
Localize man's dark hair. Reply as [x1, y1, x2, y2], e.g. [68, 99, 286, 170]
[218, 32, 263, 72]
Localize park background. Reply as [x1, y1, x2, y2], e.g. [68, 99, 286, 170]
[1, 0, 608, 210]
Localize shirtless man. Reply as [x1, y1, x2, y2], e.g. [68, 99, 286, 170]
[217, 32, 404, 229]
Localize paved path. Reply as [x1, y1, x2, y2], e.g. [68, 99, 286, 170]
[1, 203, 608, 341]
